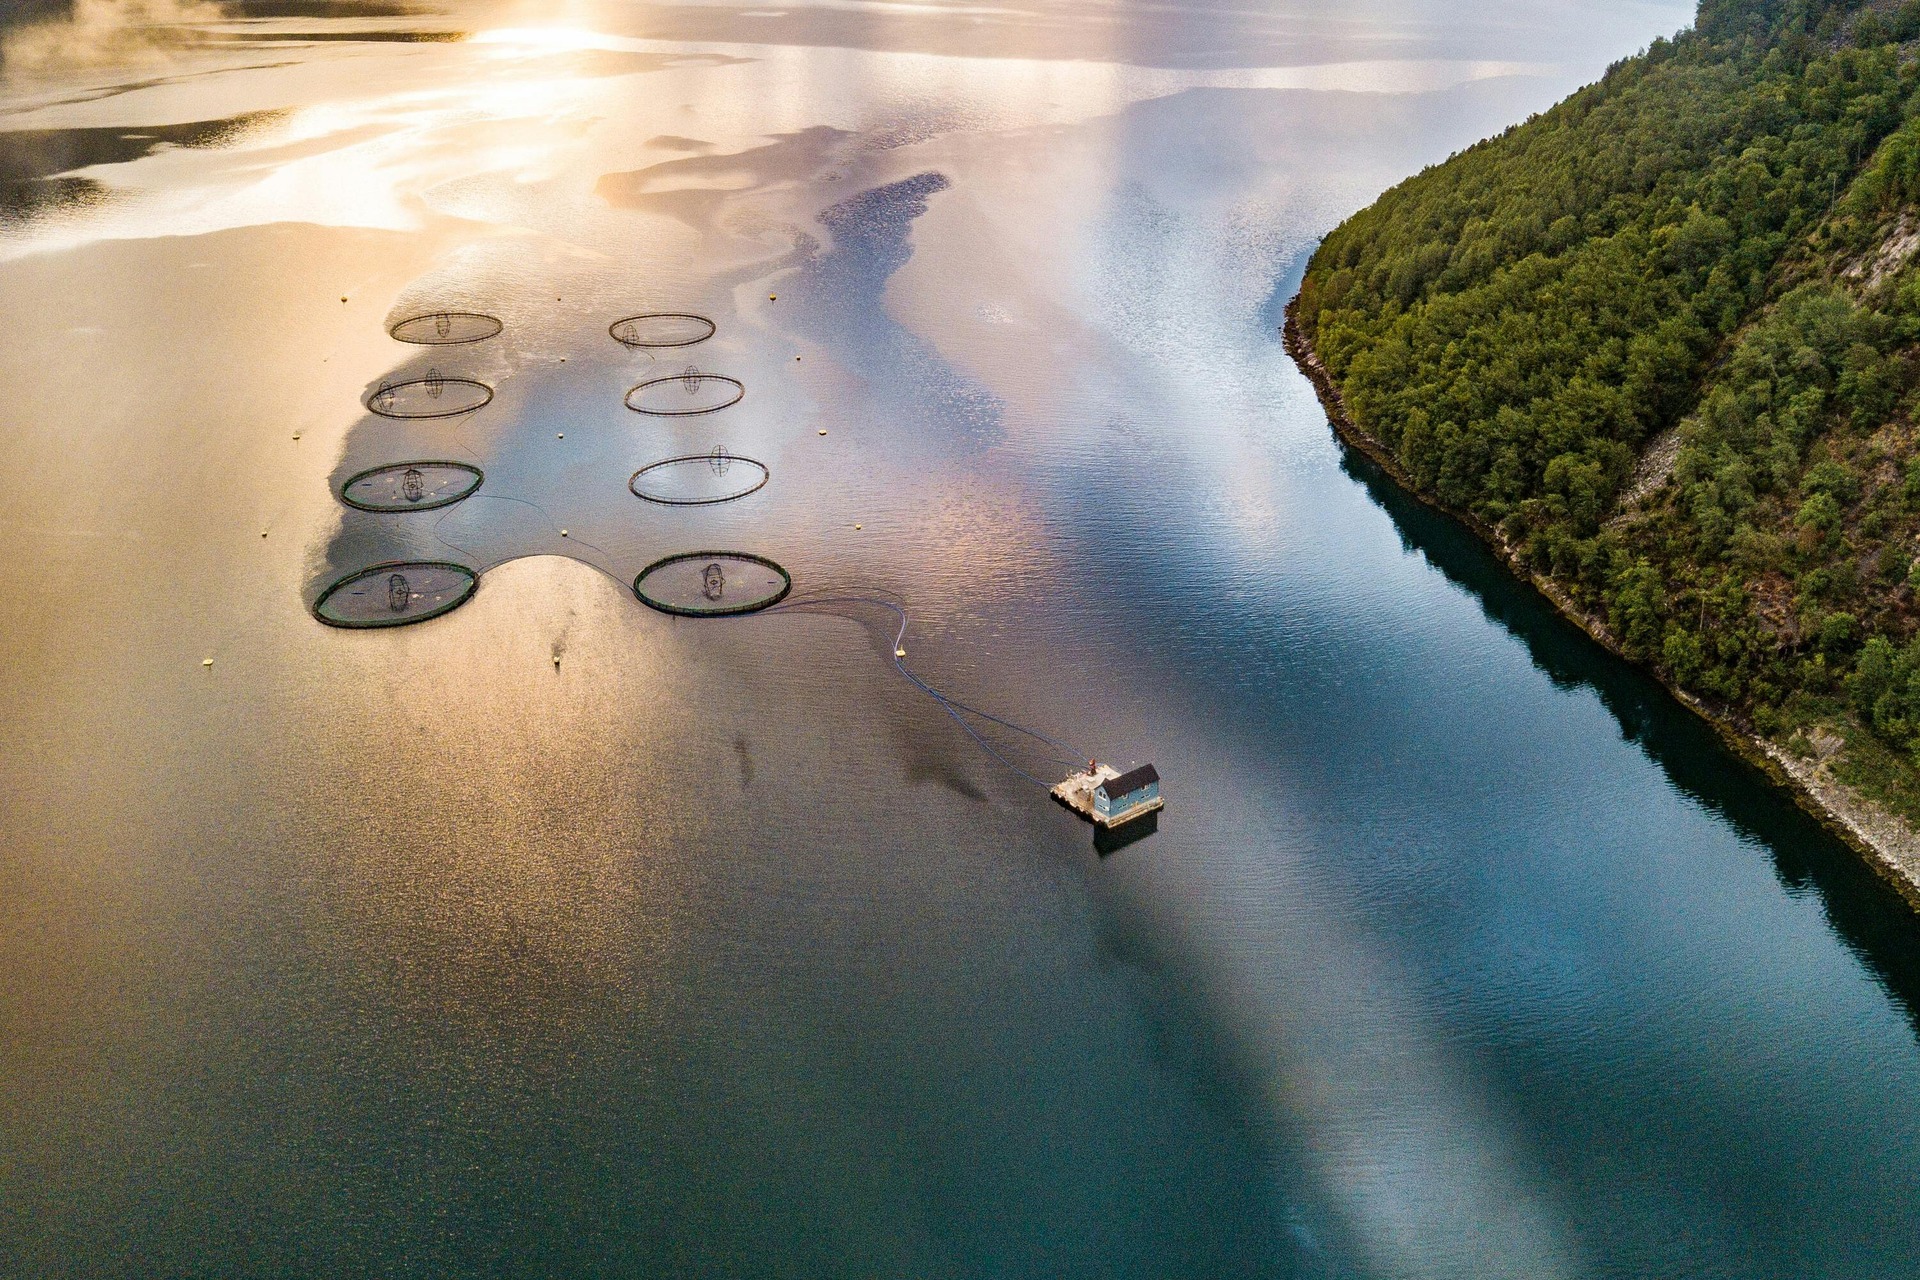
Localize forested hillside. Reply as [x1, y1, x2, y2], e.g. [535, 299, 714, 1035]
[1292, 0, 1920, 822]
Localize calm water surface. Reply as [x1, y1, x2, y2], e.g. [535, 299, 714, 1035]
[4, 1, 1919, 1276]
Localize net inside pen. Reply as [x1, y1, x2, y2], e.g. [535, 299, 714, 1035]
[314, 562, 478, 627]
[389, 312, 503, 345]
[633, 552, 790, 616]
[366, 373, 493, 419]
[625, 371, 743, 416]
[611, 313, 715, 348]
[629, 450, 768, 505]
[340, 461, 482, 511]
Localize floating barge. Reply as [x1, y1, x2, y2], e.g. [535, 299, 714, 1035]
[1052, 762, 1162, 828]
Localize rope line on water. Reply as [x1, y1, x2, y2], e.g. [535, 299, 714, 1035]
[777, 591, 1087, 761]
[765, 591, 1089, 789]
[429, 491, 616, 573]
[416, 411, 619, 569]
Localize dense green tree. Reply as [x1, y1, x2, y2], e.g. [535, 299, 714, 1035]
[1296, 0, 1920, 818]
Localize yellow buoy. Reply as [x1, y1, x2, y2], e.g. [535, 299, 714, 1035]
[818, 428, 828, 436]
[202, 657, 214, 667]
[560, 529, 569, 537]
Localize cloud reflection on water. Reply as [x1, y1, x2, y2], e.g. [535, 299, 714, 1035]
[27, 2, 1904, 1277]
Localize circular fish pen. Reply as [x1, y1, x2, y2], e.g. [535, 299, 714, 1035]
[313, 561, 478, 628]
[625, 369, 744, 417]
[340, 461, 483, 512]
[633, 551, 790, 617]
[366, 371, 493, 419]
[389, 311, 502, 345]
[629, 448, 769, 506]
[610, 313, 715, 349]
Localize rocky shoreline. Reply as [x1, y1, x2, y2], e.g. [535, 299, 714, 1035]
[1283, 297, 1920, 914]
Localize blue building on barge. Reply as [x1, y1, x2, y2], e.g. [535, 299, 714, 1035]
[1093, 764, 1161, 826]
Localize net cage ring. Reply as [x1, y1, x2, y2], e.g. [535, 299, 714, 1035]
[628, 450, 770, 505]
[366, 372, 494, 419]
[632, 551, 792, 617]
[339, 460, 484, 512]
[610, 313, 716, 349]
[389, 311, 503, 345]
[312, 560, 478, 629]
[624, 371, 744, 417]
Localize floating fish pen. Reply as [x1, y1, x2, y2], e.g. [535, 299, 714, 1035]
[1052, 763, 1162, 828]
[389, 311, 502, 345]
[610, 313, 715, 349]
[365, 371, 493, 419]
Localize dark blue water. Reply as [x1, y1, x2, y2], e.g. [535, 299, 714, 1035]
[4, 1, 1920, 1276]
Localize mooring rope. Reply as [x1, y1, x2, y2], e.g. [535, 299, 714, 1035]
[428, 491, 617, 573]
[765, 590, 1088, 788]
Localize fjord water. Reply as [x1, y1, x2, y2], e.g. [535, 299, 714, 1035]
[4, 1, 1919, 1276]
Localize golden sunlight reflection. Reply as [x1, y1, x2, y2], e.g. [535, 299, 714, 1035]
[312, 558, 704, 1031]
[0, 9, 1556, 267]
[472, 25, 628, 57]
[0, 52, 629, 258]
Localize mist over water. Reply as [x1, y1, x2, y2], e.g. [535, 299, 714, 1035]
[7, 1, 1920, 1277]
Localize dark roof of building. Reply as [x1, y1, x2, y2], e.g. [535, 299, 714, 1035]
[1098, 763, 1158, 798]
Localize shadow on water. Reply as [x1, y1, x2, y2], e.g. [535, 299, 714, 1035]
[2, 0, 446, 20]
[0, 0, 69, 30]
[788, 171, 1005, 450]
[228, 0, 427, 15]
[0, 110, 286, 226]
[199, 30, 467, 44]
[1335, 440, 1920, 1038]
[1094, 808, 1160, 856]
